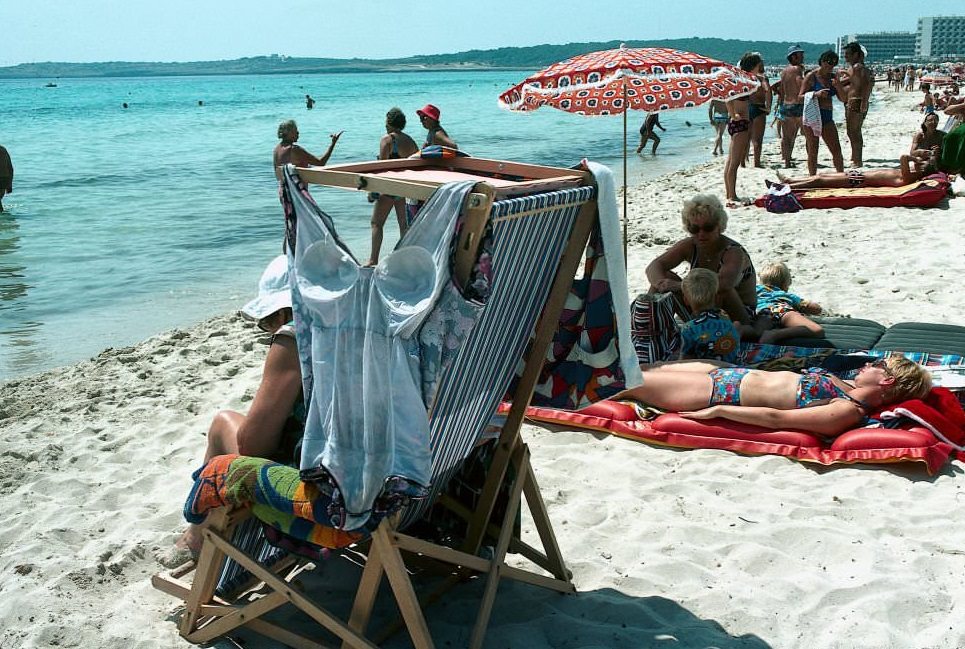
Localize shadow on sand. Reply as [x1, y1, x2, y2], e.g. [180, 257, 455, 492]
[196, 554, 772, 649]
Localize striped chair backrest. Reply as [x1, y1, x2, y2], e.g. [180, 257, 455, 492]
[401, 185, 595, 527]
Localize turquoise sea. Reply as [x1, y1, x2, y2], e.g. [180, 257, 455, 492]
[0, 70, 719, 380]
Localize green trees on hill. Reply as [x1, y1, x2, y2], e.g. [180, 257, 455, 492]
[0, 38, 833, 79]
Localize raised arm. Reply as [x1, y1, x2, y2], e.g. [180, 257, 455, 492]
[680, 399, 864, 437]
[291, 131, 343, 167]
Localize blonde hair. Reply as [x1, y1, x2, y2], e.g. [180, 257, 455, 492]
[682, 268, 719, 311]
[884, 357, 932, 402]
[681, 194, 728, 232]
[759, 261, 792, 290]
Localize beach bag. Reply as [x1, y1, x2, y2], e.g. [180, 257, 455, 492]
[939, 122, 965, 176]
[630, 292, 681, 364]
[763, 182, 803, 213]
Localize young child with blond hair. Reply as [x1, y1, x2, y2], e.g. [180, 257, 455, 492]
[679, 268, 740, 362]
[755, 261, 824, 344]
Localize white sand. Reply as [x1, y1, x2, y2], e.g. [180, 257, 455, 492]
[2, 90, 965, 649]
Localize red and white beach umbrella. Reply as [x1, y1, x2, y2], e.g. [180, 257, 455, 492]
[498, 45, 760, 256]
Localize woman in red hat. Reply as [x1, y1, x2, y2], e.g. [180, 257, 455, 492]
[416, 103, 457, 149]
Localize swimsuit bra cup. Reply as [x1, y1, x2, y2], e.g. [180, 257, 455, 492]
[295, 239, 360, 305]
[375, 245, 437, 318]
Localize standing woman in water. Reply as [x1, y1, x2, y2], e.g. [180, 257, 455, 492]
[367, 107, 419, 265]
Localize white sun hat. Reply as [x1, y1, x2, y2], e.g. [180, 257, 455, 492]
[240, 255, 292, 321]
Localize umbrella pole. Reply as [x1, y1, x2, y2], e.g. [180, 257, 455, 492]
[622, 86, 628, 265]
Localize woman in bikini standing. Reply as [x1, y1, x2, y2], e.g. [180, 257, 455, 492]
[800, 50, 845, 176]
[367, 107, 419, 266]
[646, 194, 758, 336]
[723, 53, 759, 205]
[744, 53, 772, 169]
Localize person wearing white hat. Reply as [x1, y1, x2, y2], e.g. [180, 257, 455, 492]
[240, 254, 293, 333]
[172, 256, 303, 559]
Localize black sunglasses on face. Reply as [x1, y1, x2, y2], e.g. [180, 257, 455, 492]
[687, 223, 717, 234]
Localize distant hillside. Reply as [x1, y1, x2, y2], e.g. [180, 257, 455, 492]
[0, 38, 833, 79]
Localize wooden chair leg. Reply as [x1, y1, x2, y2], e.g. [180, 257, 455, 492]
[373, 523, 436, 649]
[179, 508, 237, 636]
[342, 524, 388, 649]
[468, 445, 529, 649]
[522, 458, 571, 583]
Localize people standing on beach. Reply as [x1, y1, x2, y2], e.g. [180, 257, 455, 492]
[709, 100, 729, 156]
[800, 50, 845, 177]
[0, 145, 12, 213]
[367, 107, 419, 266]
[770, 80, 785, 152]
[305, 94, 315, 110]
[416, 104, 457, 149]
[272, 120, 343, 181]
[839, 42, 873, 168]
[919, 83, 936, 114]
[636, 112, 666, 154]
[722, 55, 758, 205]
[742, 52, 771, 168]
[904, 67, 915, 92]
[780, 45, 806, 168]
[645, 194, 758, 334]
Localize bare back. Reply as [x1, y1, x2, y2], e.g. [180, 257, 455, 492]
[781, 64, 804, 106]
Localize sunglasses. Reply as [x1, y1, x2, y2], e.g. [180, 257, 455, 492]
[687, 223, 717, 234]
[867, 359, 894, 376]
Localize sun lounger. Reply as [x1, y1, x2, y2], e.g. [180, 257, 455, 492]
[780, 317, 965, 357]
[153, 157, 635, 648]
[518, 393, 965, 475]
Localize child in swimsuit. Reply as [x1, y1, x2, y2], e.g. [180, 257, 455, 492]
[678, 269, 740, 363]
[754, 261, 824, 344]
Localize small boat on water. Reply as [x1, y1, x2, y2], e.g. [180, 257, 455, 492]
[45, 82, 58, 87]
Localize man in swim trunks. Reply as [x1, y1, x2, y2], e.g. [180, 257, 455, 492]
[780, 45, 806, 168]
[0, 145, 11, 213]
[775, 152, 936, 189]
[840, 42, 874, 168]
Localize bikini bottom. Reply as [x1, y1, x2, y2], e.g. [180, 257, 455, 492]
[708, 367, 751, 406]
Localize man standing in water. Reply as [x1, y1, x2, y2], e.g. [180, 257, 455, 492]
[840, 42, 874, 168]
[779, 45, 806, 168]
[0, 145, 12, 213]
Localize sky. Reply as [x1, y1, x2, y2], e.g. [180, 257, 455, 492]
[4, 0, 964, 67]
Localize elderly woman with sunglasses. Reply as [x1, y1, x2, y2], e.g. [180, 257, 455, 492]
[646, 194, 758, 331]
[615, 356, 931, 437]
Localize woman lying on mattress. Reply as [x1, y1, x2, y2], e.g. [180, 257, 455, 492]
[776, 152, 937, 190]
[614, 357, 931, 437]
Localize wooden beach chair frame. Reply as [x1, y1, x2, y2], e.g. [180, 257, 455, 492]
[153, 158, 600, 649]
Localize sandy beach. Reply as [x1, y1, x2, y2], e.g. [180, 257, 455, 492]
[2, 89, 964, 649]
